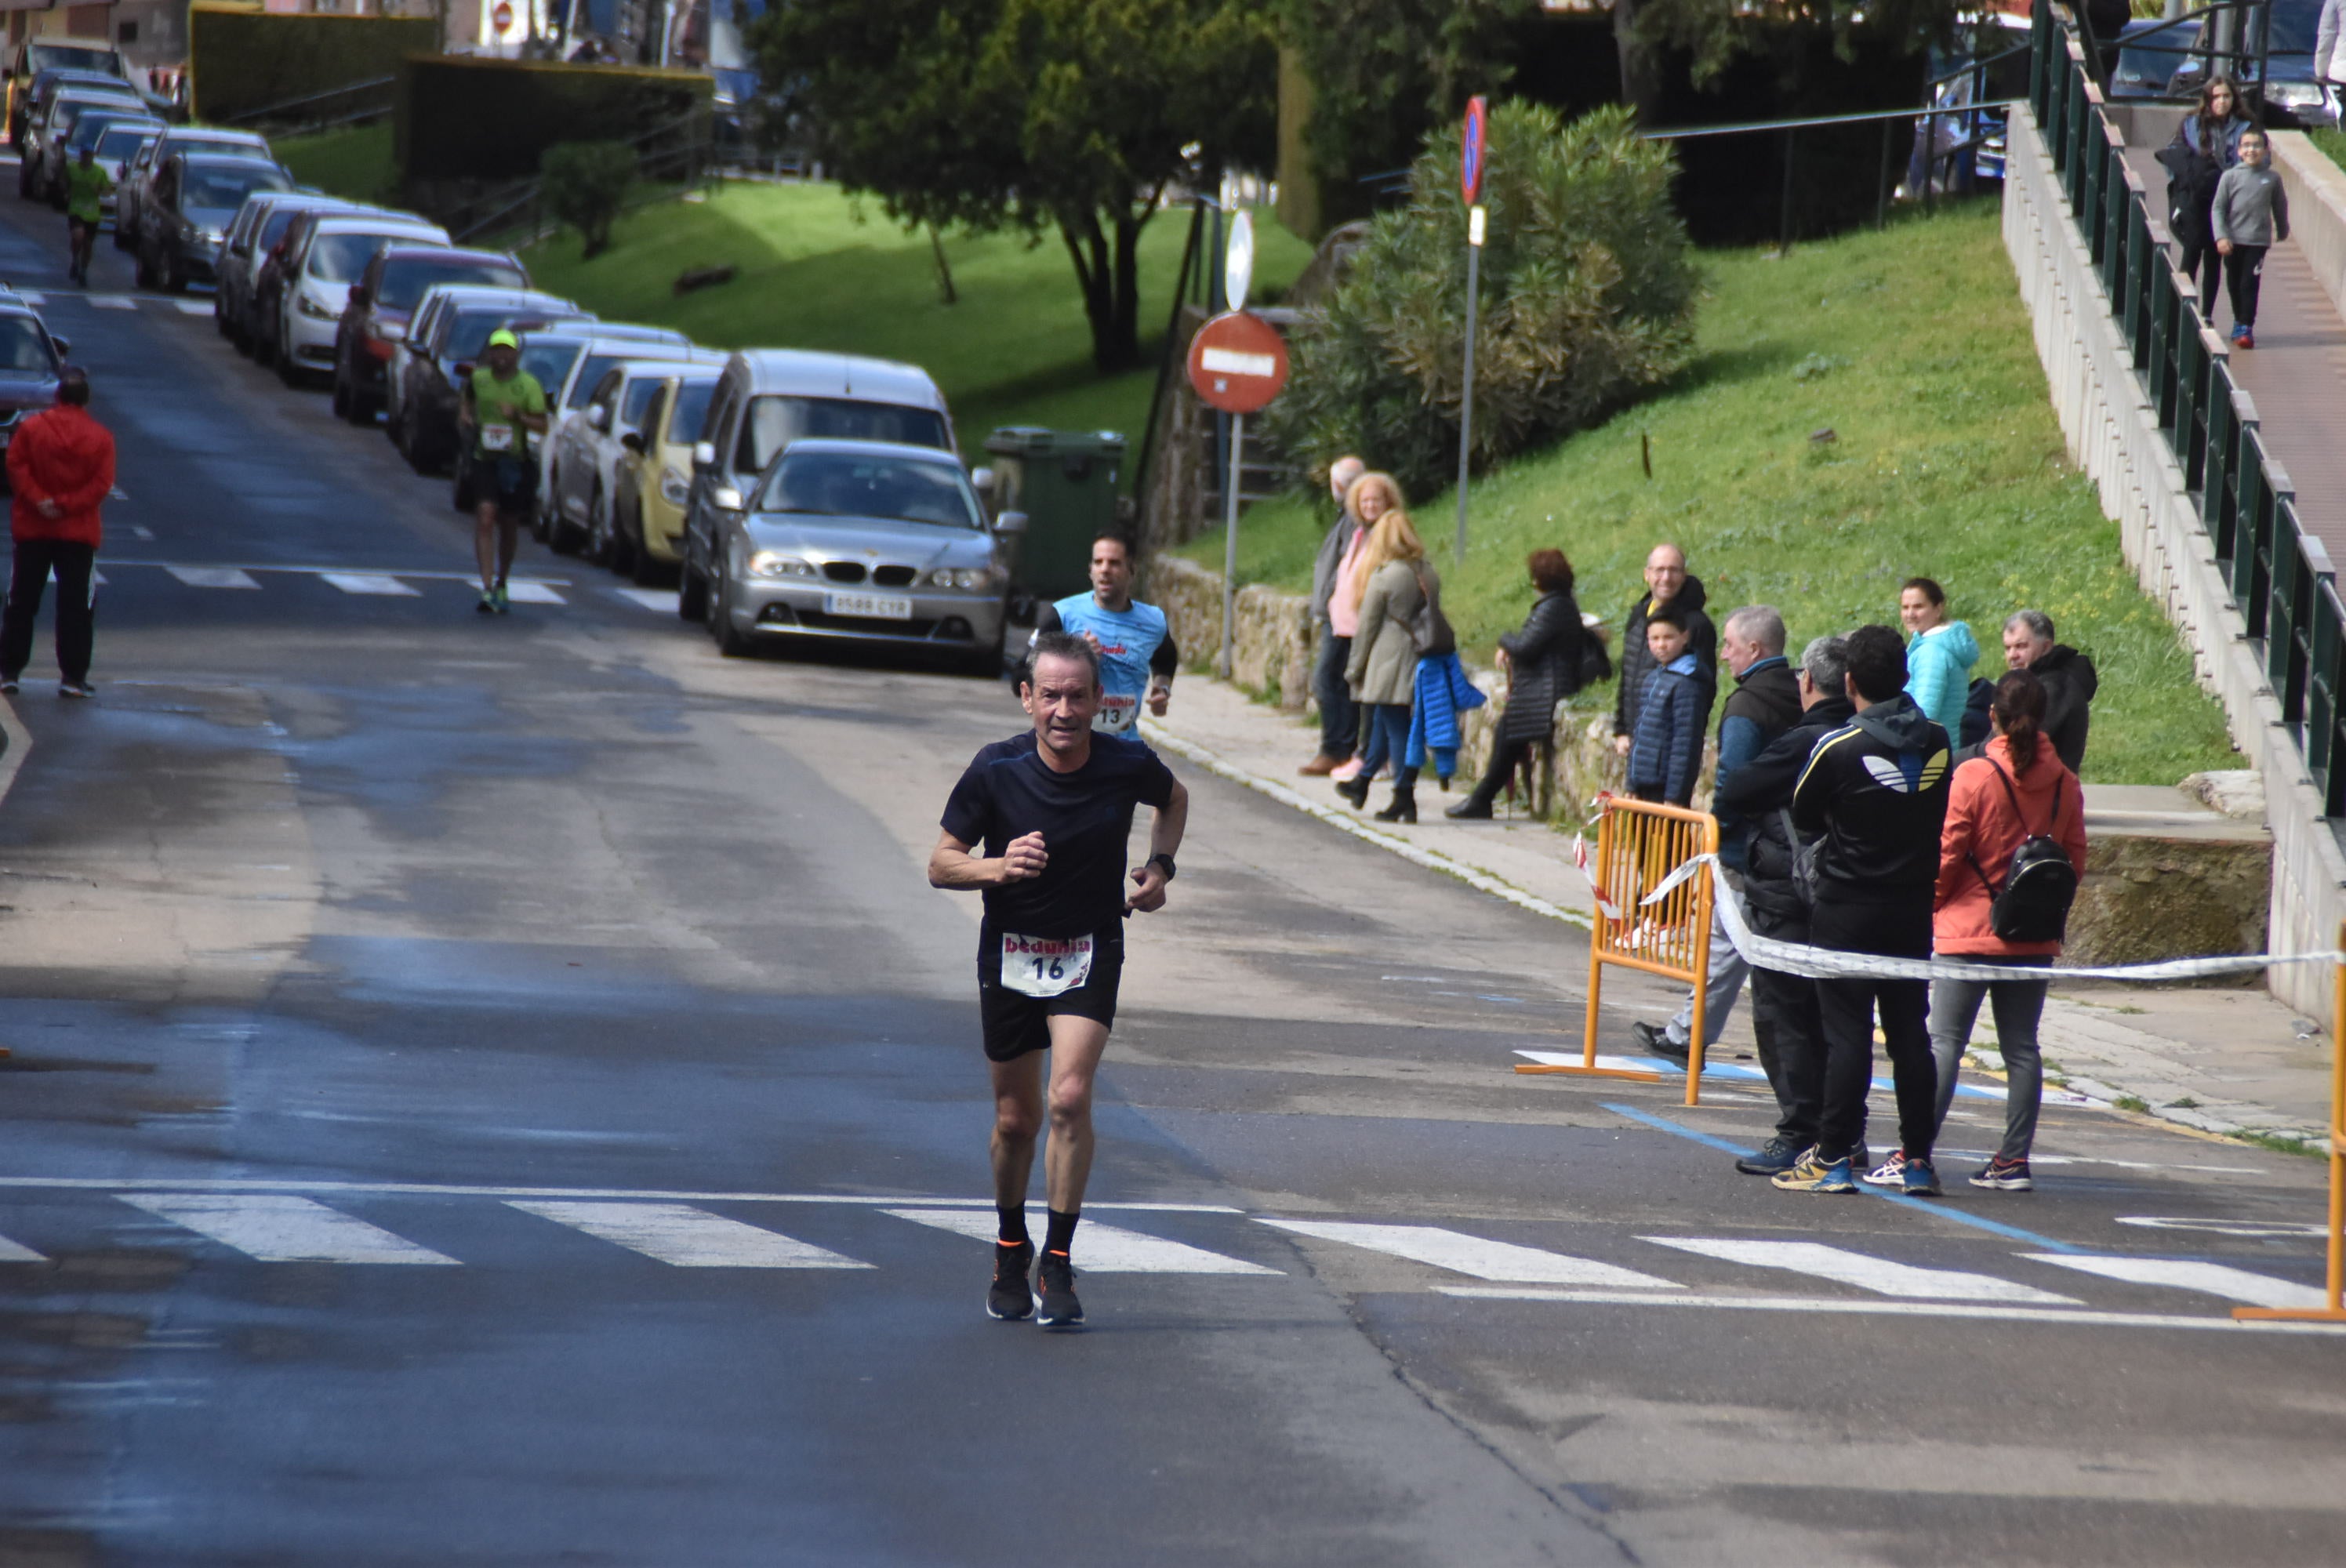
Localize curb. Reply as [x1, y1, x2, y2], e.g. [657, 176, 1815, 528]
[1138, 720, 1593, 931]
[0, 693, 28, 812]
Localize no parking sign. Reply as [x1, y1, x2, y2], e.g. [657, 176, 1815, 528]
[1461, 95, 1487, 205]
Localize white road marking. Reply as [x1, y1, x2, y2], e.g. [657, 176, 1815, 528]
[320, 572, 420, 597]
[16, 292, 42, 306]
[120, 1194, 457, 1265]
[86, 295, 136, 310]
[129, 524, 152, 539]
[171, 300, 211, 317]
[0, 1174, 1238, 1211]
[503, 579, 565, 604]
[885, 1207, 1279, 1274]
[507, 1201, 870, 1269]
[2022, 1253, 2330, 1309]
[2115, 1215, 2326, 1238]
[1643, 1237, 2080, 1305]
[1260, 1219, 1680, 1287]
[1433, 1287, 2346, 1335]
[613, 587, 674, 612]
[0, 1232, 45, 1262]
[164, 565, 259, 590]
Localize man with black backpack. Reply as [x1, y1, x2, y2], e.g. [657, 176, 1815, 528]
[1927, 669, 2087, 1193]
[1709, 635, 1854, 1177]
[1774, 625, 1952, 1198]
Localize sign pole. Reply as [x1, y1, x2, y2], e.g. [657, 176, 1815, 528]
[1454, 213, 1481, 563]
[1221, 413, 1244, 679]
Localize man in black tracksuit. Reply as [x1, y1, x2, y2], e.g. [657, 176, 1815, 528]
[1774, 625, 1952, 1196]
[1710, 634, 1853, 1175]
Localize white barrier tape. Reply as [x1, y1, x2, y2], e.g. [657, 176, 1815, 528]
[1617, 853, 2341, 985]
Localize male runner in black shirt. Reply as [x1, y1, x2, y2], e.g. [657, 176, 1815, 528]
[930, 630, 1189, 1328]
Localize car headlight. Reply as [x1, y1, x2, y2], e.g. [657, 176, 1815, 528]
[747, 550, 816, 579]
[924, 565, 1004, 590]
[295, 292, 336, 319]
[659, 467, 691, 506]
[2270, 82, 2326, 108]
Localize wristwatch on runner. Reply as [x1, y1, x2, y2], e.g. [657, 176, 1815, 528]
[1147, 852, 1176, 880]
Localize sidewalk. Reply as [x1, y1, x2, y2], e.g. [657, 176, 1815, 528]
[1146, 675, 2337, 1156]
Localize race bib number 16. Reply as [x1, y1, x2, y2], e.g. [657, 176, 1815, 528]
[1000, 931, 1094, 997]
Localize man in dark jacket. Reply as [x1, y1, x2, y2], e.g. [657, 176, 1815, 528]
[1774, 624, 1952, 1198]
[1302, 455, 1367, 775]
[1632, 606, 1799, 1063]
[1711, 635, 1853, 1175]
[1, 368, 114, 698]
[1611, 543, 1716, 755]
[2003, 609, 2096, 773]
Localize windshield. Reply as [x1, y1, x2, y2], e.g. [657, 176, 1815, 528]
[31, 46, 120, 76]
[736, 395, 950, 472]
[667, 379, 717, 443]
[185, 165, 289, 212]
[95, 125, 151, 160]
[56, 96, 136, 132]
[67, 112, 145, 151]
[566, 353, 633, 408]
[446, 308, 561, 361]
[620, 376, 667, 430]
[307, 232, 398, 282]
[0, 318, 56, 376]
[380, 257, 524, 310]
[518, 340, 586, 391]
[757, 451, 979, 529]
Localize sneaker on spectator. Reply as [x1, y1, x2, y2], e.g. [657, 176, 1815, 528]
[1901, 1156, 1943, 1197]
[1629, 1020, 1687, 1065]
[1329, 757, 1364, 782]
[1734, 1135, 1804, 1176]
[1772, 1150, 1857, 1193]
[1859, 1151, 1908, 1188]
[1969, 1156, 2034, 1192]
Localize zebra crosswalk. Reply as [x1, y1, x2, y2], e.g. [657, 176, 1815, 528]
[2, 1184, 2331, 1328]
[61, 559, 681, 612]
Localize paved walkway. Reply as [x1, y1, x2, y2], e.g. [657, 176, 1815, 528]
[1146, 676, 2337, 1154]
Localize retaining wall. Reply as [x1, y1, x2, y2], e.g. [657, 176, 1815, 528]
[2002, 107, 2344, 1018]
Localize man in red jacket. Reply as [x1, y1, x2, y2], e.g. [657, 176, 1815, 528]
[2, 369, 114, 698]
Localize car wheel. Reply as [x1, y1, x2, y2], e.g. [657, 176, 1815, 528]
[587, 488, 616, 568]
[963, 626, 1008, 679]
[275, 340, 303, 388]
[677, 555, 709, 622]
[330, 372, 350, 420]
[163, 256, 186, 294]
[16, 158, 31, 200]
[710, 568, 750, 658]
[452, 463, 477, 514]
[131, 244, 151, 290]
[111, 215, 129, 250]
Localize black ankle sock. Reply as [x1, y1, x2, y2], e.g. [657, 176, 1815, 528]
[997, 1202, 1030, 1247]
[1043, 1207, 1079, 1258]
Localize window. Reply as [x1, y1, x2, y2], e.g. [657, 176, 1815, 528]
[735, 395, 950, 474]
[0, 318, 58, 376]
[756, 452, 980, 530]
[307, 232, 394, 282]
[183, 165, 288, 211]
[519, 340, 586, 393]
[589, 367, 626, 411]
[667, 379, 717, 444]
[117, 22, 136, 43]
[565, 353, 628, 409]
[619, 376, 666, 430]
[376, 257, 525, 311]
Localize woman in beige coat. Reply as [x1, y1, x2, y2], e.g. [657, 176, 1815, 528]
[1338, 500, 1441, 822]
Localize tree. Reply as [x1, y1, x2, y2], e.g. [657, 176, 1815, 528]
[748, 0, 1278, 372]
[1263, 102, 1696, 500]
[1614, 0, 1966, 115]
[540, 140, 637, 260]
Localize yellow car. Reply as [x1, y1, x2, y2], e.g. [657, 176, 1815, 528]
[612, 365, 721, 585]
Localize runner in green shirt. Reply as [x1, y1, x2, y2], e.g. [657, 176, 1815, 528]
[63, 147, 112, 289]
[457, 328, 549, 615]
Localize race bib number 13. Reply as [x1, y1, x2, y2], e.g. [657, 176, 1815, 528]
[1092, 694, 1138, 735]
[1000, 932, 1094, 997]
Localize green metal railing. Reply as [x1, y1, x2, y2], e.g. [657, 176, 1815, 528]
[2032, 0, 2346, 815]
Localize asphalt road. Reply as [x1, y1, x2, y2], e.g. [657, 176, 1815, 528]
[0, 185, 2339, 1568]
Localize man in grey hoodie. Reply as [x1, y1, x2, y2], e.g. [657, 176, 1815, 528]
[2213, 127, 2290, 349]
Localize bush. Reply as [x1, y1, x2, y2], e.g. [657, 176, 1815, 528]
[541, 141, 637, 260]
[397, 57, 710, 186]
[189, 13, 434, 125]
[1264, 101, 1697, 499]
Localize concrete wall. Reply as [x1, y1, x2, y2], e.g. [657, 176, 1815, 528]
[2268, 129, 2346, 326]
[2003, 107, 2346, 1019]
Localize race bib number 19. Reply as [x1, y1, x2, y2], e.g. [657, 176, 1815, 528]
[1000, 932, 1094, 997]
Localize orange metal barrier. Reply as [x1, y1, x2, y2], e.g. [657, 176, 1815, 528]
[1517, 794, 1720, 1106]
[2235, 922, 2346, 1324]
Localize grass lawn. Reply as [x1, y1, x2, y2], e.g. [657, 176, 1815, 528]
[516, 182, 1315, 456]
[275, 122, 396, 205]
[1177, 198, 2239, 787]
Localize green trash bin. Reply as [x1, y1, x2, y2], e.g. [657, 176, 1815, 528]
[982, 426, 1127, 604]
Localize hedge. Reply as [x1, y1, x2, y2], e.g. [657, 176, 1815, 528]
[395, 56, 712, 187]
[189, 11, 436, 125]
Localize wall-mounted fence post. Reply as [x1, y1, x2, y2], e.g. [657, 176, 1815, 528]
[1778, 128, 1796, 253]
[1876, 119, 1893, 229]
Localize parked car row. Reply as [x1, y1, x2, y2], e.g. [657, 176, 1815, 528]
[196, 184, 1024, 671]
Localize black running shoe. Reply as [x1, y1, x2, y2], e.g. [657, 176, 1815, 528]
[1629, 1020, 1688, 1065]
[986, 1239, 1035, 1321]
[1734, 1134, 1804, 1176]
[1036, 1251, 1084, 1330]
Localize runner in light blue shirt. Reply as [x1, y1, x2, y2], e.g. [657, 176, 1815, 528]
[1030, 533, 1178, 735]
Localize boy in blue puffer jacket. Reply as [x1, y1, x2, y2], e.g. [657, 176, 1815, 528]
[1627, 606, 1716, 806]
[1899, 575, 1977, 740]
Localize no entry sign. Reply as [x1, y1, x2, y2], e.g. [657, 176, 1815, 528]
[1462, 95, 1487, 205]
[1186, 310, 1288, 416]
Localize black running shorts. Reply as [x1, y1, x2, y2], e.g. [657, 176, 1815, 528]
[977, 926, 1123, 1062]
[470, 453, 537, 513]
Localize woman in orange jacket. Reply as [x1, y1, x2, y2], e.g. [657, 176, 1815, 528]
[1929, 670, 2087, 1192]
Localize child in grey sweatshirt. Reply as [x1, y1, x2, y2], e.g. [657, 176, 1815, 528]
[2213, 128, 2290, 347]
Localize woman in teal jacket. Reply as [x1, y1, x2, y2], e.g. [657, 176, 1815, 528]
[1900, 575, 1978, 740]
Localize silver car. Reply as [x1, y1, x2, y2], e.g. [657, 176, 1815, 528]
[703, 437, 1022, 672]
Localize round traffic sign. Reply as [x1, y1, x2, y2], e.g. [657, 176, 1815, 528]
[1224, 209, 1255, 313]
[1461, 95, 1487, 205]
[493, 1, 515, 33]
[1186, 310, 1288, 416]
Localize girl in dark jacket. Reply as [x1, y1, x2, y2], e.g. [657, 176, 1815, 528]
[2165, 76, 2250, 310]
[1447, 549, 1588, 819]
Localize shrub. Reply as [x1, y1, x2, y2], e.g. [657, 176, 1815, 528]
[1264, 101, 1697, 499]
[541, 140, 637, 260]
